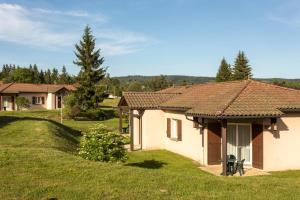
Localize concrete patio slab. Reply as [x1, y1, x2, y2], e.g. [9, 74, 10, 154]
[199, 165, 270, 177]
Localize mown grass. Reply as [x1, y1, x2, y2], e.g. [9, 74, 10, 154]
[0, 113, 300, 199]
[0, 109, 119, 132]
[100, 98, 120, 107]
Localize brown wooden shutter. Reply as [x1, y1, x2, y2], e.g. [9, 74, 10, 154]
[167, 118, 171, 138]
[207, 122, 222, 165]
[41, 97, 45, 104]
[252, 123, 263, 169]
[177, 120, 182, 141]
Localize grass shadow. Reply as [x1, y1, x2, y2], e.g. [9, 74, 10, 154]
[125, 159, 167, 169]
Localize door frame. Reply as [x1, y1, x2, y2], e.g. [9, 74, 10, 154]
[227, 123, 252, 165]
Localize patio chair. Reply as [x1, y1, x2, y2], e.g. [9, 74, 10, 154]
[235, 159, 245, 176]
[122, 125, 129, 134]
[226, 155, 236, 176]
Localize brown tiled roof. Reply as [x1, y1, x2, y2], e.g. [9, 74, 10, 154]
[120, 80, 300, 118]
[220, 80, 300, 117]
[119, 92, 180, 109]
[0, 83, 76, 93]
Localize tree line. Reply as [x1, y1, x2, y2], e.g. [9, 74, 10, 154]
[0, 64, 75, 84]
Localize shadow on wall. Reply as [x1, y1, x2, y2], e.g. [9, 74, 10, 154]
[265, 118, 289, 139]
[125, 159, 167, 169]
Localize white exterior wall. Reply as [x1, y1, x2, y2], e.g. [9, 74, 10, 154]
[18, 93, 47, 110]
[1, 95, 15, 111]
[131, 109, 300, 170]
[132, 110, 206, 164]
[264, 114, 300, 171]
[141, 110, 164, 149]
[133, 110, 141, 148]
[46, 93, 56, 110]
[163, 111, 205, 163]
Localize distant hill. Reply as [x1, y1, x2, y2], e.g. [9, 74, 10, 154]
[114, 75, 215, 85]
[114, 75, 300, 85]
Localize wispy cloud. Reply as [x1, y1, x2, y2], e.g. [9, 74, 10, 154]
[96, 29, 157, 55]
[0, 3, 76, 47]
[33, 8, 108, 22]
[0, 3, 155, 55]
[267, 0, 300, 26]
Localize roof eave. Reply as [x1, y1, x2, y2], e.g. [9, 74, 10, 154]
[185, 112, 284, 119]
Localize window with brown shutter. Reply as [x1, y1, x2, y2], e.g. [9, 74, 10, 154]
[167, 118, 171, 138]
[177, 120, 182, 141]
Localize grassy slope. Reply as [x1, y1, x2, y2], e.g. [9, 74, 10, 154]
[0, 110, 119, 132]
[0, 114, 300, 199]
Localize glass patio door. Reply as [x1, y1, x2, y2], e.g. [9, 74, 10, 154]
[227, 124, 251, 165]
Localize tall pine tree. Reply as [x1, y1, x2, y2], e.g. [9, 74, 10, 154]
[33, 64, 40, 83]
[232, 51, 252, 80]
[216, 58, 232, 82]
[39, 70, 45, 83]
[44, 69, 52, 84]
[51, 68, 59, 84]
[73, 25, 106, 110]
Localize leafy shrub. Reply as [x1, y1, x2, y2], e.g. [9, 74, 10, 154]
[79, 125, 128, 162]
[84, 108, 117, 120]
[63, 93, 82, 119]
[15, 97, 30, 110]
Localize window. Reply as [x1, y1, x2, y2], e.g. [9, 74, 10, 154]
[171, 119, 178, 139]
[166, 118, 182, 141]
[32, 96, 45, 105]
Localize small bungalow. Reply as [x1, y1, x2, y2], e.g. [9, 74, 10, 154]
[118, 80, 300, 174]
[0, 82, 76, 111]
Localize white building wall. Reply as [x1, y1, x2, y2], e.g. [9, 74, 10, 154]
[46, 93, 57, 110]
[264, 113, 300, 171]
[133, 110, 140, 148]
[141, 110, 164, 149]
[18, 93, 47, 110]
[132, 110, 205, 164]
[163, 111, 204, 163]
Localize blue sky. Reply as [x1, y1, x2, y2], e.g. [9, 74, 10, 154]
[0, 0, 300, 78]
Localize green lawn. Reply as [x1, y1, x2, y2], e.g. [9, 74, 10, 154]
[100, 98, 120, 107]
[0, 110, 119, 132]
[0, 113, 300, 199]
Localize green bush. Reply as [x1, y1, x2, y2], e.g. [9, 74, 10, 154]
[15, 97, 30, 110]
[84, 108, 117, 120]
[63, 93, 82, 119]
[79, 125, 128, 162]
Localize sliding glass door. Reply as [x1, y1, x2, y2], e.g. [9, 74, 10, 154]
[227, 124, 252, 165]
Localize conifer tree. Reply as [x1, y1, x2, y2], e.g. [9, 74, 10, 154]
[33, 64, 40, 83]
[232, 51, 252, 80]
[58, 66, 69, 84]
[39, 70, 45, 83]
[44, 69, 52, 84]
[51, 68, 59, 84]
[73, 25, 106, 110]
[216, 58, 232, 82]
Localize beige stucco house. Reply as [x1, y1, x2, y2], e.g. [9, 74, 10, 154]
[0, 82, 76, 111]
[118, 80, 300, 173]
